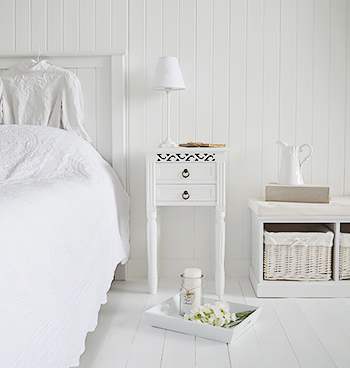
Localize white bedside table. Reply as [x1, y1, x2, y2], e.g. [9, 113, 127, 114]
[146, 148, 227, 295]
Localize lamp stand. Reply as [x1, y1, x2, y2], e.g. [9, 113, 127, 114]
[159, 89, 178, 148]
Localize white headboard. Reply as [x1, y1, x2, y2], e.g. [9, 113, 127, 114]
[0, 53, 127, 189]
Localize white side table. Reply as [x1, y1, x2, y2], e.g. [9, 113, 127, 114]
[146, 148, 227, 295]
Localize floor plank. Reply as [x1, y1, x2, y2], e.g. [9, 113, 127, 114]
[78, 278, 350, 368]
[272, 298, 336, 368]
[161, 330, 196, 368]
[90, 281, 149, 368]
[295, 298, 350, 368]
[239, 279, 302, 368]
[125, 279, 178, 368]
[319, 298, 350, 340]
[195, 337, 231, 368]
[78, 282, 125, 368]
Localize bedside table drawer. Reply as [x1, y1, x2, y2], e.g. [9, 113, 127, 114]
[156, 185, 216, 203]
[156, 163, 215, 182]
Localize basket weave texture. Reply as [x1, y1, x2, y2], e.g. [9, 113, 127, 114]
[340, 232, 350, 280]
[264, 224, 334, 281]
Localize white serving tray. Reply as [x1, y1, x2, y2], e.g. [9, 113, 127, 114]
[144, 295, 262, 343]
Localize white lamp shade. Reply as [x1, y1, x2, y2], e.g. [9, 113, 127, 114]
[152, 56, 186, 91]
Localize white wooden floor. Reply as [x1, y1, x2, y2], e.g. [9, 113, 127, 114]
[78, 277, 350, 368]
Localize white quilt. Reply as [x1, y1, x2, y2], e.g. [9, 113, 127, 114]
[0, 125, 129, 368]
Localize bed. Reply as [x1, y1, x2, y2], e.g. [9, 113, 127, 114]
[0, 55, 129, 368]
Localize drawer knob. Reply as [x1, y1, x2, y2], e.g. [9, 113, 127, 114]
[182, 190, 190, 200]
[182, 169, 190, 178]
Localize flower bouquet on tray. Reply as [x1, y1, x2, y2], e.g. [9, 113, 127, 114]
[144, 295, 261, 343]
[184, 301, 255, 329]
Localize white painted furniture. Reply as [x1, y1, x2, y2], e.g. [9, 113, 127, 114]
[146, 148, 227, 295]
[248, 196, 350, 297]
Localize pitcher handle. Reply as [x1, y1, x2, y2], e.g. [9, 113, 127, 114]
[299, 144, 313, 167]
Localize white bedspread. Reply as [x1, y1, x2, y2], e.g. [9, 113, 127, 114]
[0, 125, 129, 368]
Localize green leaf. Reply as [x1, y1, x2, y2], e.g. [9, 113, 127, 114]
[227, 310, 255, 328]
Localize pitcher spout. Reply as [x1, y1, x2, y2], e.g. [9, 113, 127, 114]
[276, 140, 290, 149]
[277, 140, 294, 156]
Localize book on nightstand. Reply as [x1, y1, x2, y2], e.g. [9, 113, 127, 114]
[179, 142, 226, 148]
[265, 183, 331, 203]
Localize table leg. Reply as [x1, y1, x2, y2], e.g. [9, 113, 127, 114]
[147, 210, 158, 294]
[215, 210, 226, 295]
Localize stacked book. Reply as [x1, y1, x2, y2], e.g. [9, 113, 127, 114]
[265, 183, 331, 204]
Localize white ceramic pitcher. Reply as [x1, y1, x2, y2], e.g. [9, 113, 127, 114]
[277, 140, 313, 185]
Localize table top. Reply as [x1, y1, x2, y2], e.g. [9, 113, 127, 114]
[247, 196, 350, 217]
[144, 147, 228, 153]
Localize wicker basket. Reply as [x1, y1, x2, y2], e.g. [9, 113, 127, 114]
[264, 223, 334, 281]
[340, 224, 350, 280]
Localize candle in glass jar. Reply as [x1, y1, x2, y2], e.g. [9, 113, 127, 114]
[183, 268, 202, 309]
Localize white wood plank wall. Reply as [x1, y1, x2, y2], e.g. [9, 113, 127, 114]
[128, 0, 350, 279]
[1, 0, 349, 279]
[0, 0, 127, 53]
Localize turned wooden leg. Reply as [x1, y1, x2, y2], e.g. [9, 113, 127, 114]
[215, 210, 226, 295]
[147, 210, 158, 294]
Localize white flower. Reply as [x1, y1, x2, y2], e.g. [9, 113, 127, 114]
[184, 301, 238, 328]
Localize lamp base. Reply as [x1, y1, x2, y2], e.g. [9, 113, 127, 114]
[159, 138, 178, 148]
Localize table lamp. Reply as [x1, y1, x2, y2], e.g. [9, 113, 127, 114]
[153, 56, 186, 148]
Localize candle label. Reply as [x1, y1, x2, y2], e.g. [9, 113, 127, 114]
[182, 291, 195, 305]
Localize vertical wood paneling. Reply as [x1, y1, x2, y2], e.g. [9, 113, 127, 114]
[128, 0, 146, 260]
[261, 0, 280, 189]
[245, 0, 264, 192]
[328, 0, 347, 195]
[0, 1, 14, 52]
[15, 0, 31, 52]
[0, 0, 126, 54]
[178, 1, 197, 262]
[345, 1, 350, 195]
[312, 0, 330, 185]
[47, 0, 62, 51]
[63, 0, 78, 51]
[179, 0, 196, 143]
[194, 0, 213, 261]
[212, 0, 230, 144]
[162, 0, 180, 144]
[226, 0, 246, 261]
[279, 0, 297, 143]
[111, 0, 127, 52]
[31, 0, 47, 52]
[96, 0, 111, 50]
[3, 0, 129, 54]
[159, 208, 177, 260]
[243, 0, 264, 259]
[79, 0, 95, 50]
[178, 207, 196, 260]
[162, 0, 179, 57]
[196, 0, 213, 142]
[146, 0, 162, 148]
[194, 207, 212, 260]
[295, 0, 314, 184]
